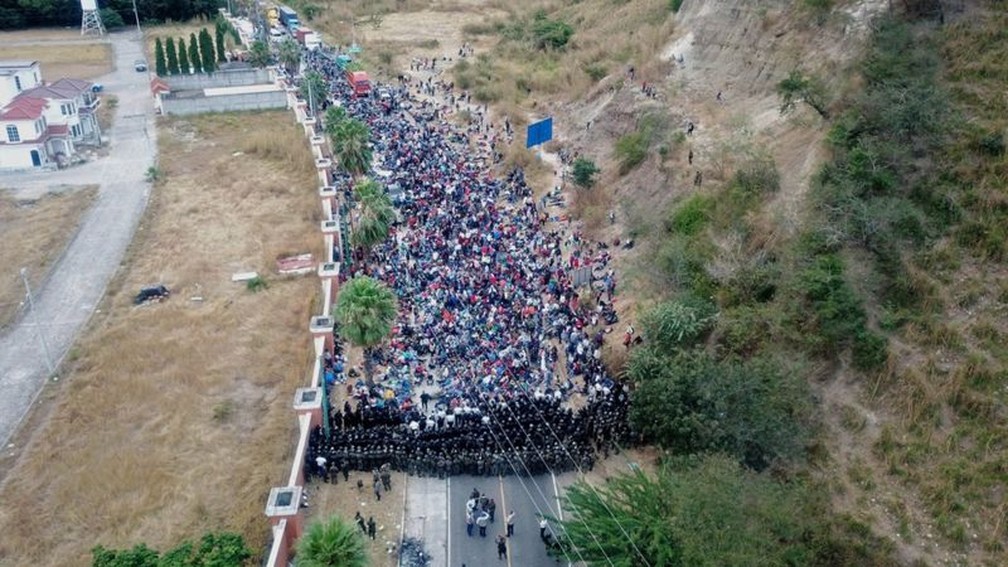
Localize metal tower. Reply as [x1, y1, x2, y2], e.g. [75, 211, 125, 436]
[80, 0, 105, 36]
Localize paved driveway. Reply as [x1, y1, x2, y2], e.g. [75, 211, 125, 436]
[0, 31, 156, 447]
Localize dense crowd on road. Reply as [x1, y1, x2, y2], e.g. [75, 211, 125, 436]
[302, 44, 637, 479]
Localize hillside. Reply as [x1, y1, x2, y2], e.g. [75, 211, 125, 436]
[299, 0, 1005, 564]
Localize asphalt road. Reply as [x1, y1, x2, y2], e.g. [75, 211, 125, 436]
[404, 473, 575, 567]
[0, 30, 156, 447]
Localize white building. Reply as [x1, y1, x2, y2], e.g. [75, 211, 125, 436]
[0, 60, 42, 106]
[0, 61, 101, 171]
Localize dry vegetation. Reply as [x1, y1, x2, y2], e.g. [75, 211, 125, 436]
[0, 111, 321, 566]
[0, 42, 112, 81]
[331, 0, 1007, 564]
[0, 187, 98, 330]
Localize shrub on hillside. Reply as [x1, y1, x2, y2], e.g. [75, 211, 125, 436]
[615, 131, 649, 174]
[572, 157, 600, 188]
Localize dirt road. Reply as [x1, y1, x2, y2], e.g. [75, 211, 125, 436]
[0, 31, 156, 447]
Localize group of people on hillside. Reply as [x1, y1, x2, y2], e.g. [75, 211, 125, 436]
[300, 43, 637, 480]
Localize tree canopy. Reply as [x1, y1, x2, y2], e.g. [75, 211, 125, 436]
[0, 0, 221, 30]
[334, 275, 397, 383]
[330, 118, 373, 177]
[558, 455, 861, 567]
[296, 515, 368, 567]
[91, 531, 251, 567]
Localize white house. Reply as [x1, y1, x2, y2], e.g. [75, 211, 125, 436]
[0, 60, 42, 107]
[0, 61, 100, 171]
[0, 96, 61, 169]
[20, 79, 101, 144]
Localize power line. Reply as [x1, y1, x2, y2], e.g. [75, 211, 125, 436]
[458, 390, 612, 567]
[506, 374, 653, 567]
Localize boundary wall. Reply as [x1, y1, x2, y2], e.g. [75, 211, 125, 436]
[261, 72, 344, 567]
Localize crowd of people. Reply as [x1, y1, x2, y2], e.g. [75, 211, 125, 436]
[302, 43, 637, 479]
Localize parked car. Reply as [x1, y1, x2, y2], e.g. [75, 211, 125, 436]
[91, 83, 103, 92]
[134, 59, 147, 72]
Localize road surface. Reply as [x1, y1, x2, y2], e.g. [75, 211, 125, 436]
[404, 473, 575, 567]
[0, 30, 156, 447]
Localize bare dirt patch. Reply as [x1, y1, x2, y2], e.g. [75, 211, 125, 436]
[305, 472, 406, 567]
[0, 187, 98, 330]
[0, 42, 113, 80]
[0, 111, 321, 566]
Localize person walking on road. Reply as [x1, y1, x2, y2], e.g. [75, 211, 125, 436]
[477, 510, 490, 537]
[506, 510, 515, 537]
[466, 511, 475, 537]
[367, 517, 377, 540]
[496, 534, 507, 560]
[539, 517, 549, 540]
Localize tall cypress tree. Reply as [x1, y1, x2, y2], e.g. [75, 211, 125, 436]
[154, 37, 168, 76]
[177, 37, 191, 74]
[215, 23, 227, 62]
[199, 28, 216, 73]
[188, 32, 202, 74]
[165, 36, 180, 75]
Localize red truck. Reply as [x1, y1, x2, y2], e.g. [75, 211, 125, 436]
[294, 28, 320, 50]
[346, 71, 371, 97]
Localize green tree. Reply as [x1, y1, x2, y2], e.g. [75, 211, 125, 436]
[777, 69, 830, 119]
[154, 37, 168, 77]
[188, 32, 202, 73]
[351, 178, 395, 252]
[300, 70, 328, 115]
[199, 28, 216, 73]
[91, 531, 251, 567]
[247, 40, 272, 68]
[323, 105, 348, 139]
[334, 276, 398, 385]
[278, 37, 301, 77]
[530, 12, 573, 50]
[214, 22, 227, 62]
[559, 455, 833, 567]
[571, 157, 599, 188]
[99, 8, 124, 29]
[177, 37, 191, 74]
[296, 516, 369, 567]
[640, 296, 717, 352]
[330, 118, 373, 177]
[627, 350, 811, 470]
[165, 36, 180, 75]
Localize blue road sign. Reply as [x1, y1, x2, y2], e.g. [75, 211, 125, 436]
[526, 117, 553, 148]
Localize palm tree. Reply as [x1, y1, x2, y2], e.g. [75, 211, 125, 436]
[330, 118, 372, 177]
[350, 178, 395, 252]
[334, 275, 397, 385]
[296, 516, 368, 567]
[323, 105, 348, 139]
[278, 37, 301, 77]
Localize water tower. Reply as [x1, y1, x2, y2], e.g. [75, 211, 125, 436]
[80, 0, 105, 36]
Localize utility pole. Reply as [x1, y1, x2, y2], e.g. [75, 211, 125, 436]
[20, 268, 55, 376]
[131, 0, 142, 37]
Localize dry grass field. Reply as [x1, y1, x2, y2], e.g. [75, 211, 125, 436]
[0, 187, 98, 330]
[0, 111, 322, 566]
[0, 42, 113, 80]
[144, 21, 216, 61]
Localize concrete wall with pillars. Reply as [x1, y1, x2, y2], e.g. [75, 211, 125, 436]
[264, 69, 347, 566]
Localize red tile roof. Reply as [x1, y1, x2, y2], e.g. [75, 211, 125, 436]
[0, 96, 47, 120]
[49, 78, 92, 93]
[150, 77, 170, 95]
[18, 85, 76, 101]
